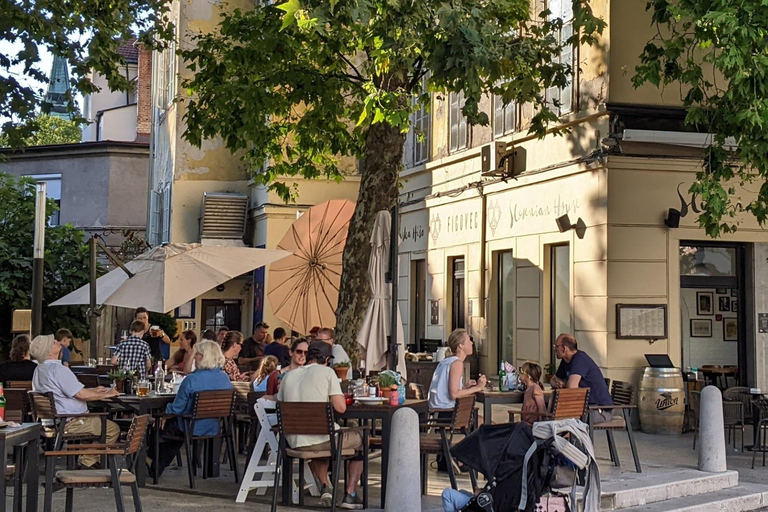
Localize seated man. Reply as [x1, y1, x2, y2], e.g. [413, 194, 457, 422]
[316, 327, 351, 380]
[31, 334, 120, 468]
[278, 341, 364, 510]
[111, 320, 152, 378]
[550, 333, 614, 424]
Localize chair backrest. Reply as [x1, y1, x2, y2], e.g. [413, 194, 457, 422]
[28, 391, 57, 421]
[276, 402, 335, 437]
[610, 381, 634, 406]
[232, 382, 251, 413]
[192, 389, 236, 420]
[123, 414, 151, 456]
[76, 374, 100, 388]
[5, 389, 30, 422]
[723, 386, 752, 417]
[247, 391, 265, 420]
[451, 395, 476, 431]
[690, 390, 701, 427]
[7, 381, 32, 391]
[551, 388, 589, 420]
[408, 383, 426, 400]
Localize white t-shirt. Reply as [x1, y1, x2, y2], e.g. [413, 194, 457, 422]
[277, 364, 342, 448]
[332, 344, 352, 379]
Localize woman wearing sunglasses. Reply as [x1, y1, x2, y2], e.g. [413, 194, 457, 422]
[264, 338, 308, 398]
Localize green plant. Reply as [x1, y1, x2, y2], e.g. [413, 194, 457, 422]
[332, 361, 351, 368]
[544, 363, 557, 376]
[108, 368, 134, 381]
[378, 370, 402, 388]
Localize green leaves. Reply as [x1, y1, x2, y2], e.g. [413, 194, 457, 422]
[634, 0, 768, 236]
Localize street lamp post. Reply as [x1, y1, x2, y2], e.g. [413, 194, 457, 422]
[31, 182, 47, 337]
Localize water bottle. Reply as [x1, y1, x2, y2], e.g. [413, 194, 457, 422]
[499, 362, 508, 391]
[155, 362, 166, 393]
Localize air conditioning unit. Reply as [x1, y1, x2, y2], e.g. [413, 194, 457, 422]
[481, 142, 523, 178]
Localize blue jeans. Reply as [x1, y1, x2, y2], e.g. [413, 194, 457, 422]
[442, 489, 473, 512]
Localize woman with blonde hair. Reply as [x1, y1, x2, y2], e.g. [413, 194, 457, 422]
[253, 355, 278, 392]
[428, 328, 487, 410]
[151, 341, 232, 479]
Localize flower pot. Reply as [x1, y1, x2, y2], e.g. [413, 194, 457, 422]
[334, 367, 349, 380]
[380, 387, 393, 400]
[113, 379, 124, 393]
[544, 374, 553, 384]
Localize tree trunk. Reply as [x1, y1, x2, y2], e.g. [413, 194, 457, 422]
[335, 121, 406, 367]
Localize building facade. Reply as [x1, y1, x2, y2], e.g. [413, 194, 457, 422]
[396, 0, 768, 391]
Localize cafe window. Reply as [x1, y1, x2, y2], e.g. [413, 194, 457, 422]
[550, 244, 572, 363]
[497, 251, 515, 365]
[449, 91, 468, 152]
[545, 0, 574, 115]
[680, 245, 737, 277]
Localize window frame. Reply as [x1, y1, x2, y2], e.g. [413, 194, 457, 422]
[545, 0, 575, 116]
[411, 81, 431, 165]
[449, 91, 468, 153]
[493, 86, 516, 137]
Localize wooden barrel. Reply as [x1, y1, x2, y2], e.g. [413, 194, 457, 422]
[638, 367, 685, 435]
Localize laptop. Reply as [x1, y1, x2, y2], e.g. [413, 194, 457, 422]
[645, 354, 674, 368]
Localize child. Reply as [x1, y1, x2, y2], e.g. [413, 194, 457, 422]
[253, 355, 279, 392]
[519, 362, 547, 426]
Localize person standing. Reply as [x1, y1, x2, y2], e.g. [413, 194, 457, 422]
[55, 328, 74, 367]
[31, 334, 120, 468]
[0, 335, 37, 384]
[316, 328, 351, 380]
[264, 327, 290, 367]
[550, 333, 613, 424]
[278, 341, 365, 509]
[240, 322, 269, 365]
[134, 307, 170, 361]
[111, 320, 153, 378]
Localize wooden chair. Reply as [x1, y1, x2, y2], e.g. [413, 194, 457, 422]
[4, 389, 31, 423]
[420, 395, 477, 495]
[76, 374, 100, 388]
[172, 389, 238, 489]
[28, 391, 108, 451]
[272, 402, 369, 512]
[43, 414, 150, 512]
[7, 381, 32, 391]
[509, 387, 590, 423]
[588, 381, 641, 472]
[407, 383, 426, 400]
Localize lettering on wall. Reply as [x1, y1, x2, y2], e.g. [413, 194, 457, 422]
[676, 182, 706, 219]
[508, 195, 581, 229]
[447, 211, 479, 233]
[400, 222, 425, 243]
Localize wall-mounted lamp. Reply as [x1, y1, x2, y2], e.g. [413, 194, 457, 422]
[665, 208, 681, 229]
[556, 214, 587, 239]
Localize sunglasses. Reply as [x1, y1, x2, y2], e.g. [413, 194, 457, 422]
[518, 368, 529, 377]
[294, 349, 307, 355]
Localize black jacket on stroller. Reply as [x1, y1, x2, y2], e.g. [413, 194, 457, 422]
[450, 422, 543, 511]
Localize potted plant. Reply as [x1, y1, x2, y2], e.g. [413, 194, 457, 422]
[377, 371, 401, 399]
[332, 361, 351, 380]
[108, 368, 133, 393]
[544, 363, 557, 384]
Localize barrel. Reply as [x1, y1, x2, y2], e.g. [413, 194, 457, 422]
[638, 367, 685, 435]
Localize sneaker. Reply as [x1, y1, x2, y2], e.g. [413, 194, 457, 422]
[340, 493, 363, 510]
[320, 485, 334, 507]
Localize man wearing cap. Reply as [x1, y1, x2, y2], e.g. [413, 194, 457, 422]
[277, 340, 365, 509]
[31, 334, 120, 468]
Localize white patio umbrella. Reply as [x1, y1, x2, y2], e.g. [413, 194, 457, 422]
[356, 210, 406, 376]
[50, 243, 290, 313]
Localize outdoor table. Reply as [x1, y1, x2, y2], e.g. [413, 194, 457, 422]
[102, 393, 176, 487]
[340, 399, 429, 508]
[476, 387, 553, 425]
[0, 423, 40, 512]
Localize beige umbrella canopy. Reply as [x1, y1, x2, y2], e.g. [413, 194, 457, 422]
[267, 199, 355, 334]
[51, 243, 290, 313]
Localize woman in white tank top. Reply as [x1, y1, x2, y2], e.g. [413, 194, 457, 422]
[428, 329, 487, 410]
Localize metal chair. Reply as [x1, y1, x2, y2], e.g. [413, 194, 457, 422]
[722, 396, 745, 451]
[724, 387, 753, 423]
[43, 415, 150, 512]
[272, 402, 369, 512]
[589, 381, 641, 472]
[751, 397, 768, 469]
[420, 395, 477, 494]
[691, 390, 701, 449]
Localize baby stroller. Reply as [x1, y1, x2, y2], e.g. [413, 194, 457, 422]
[451, 419, 598, 512]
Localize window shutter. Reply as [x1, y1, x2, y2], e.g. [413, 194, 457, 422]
[200, 193, 248, 242]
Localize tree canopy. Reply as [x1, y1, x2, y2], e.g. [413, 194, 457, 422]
[0, 0, 172, 148]
[0, 173, 92, 343]
[633, 0, 768, 237]
[1, 114, 82, 147]
[182, 0, 605, 356]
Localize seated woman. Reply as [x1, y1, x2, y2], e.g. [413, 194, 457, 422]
[428, 328, 487, 412]
[265, 338, 308, 397]
[151, 341, 233, 479]
[518, 362, 547, 426]
[253, 355, 278, 392]
[0, 335, 37, 384]
[167, 330, 197, 374]
[220, 331, 255, 382]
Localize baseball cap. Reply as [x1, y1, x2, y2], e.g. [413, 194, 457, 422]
[308, 340, 334, 361]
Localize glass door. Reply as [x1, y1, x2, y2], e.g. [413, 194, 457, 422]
[550, 244, 572, 365]
[412, 260, 427, 351]
[451, 257, 466, 330]
[497, 251, 515, 366]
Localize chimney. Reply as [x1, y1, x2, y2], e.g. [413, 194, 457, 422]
[135, 42, 152, 142]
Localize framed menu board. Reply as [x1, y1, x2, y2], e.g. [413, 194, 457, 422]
[616, 304, 668, 340]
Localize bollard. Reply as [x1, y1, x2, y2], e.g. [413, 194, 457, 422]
[698, 385, 727, 472]
[385, 407, 422, 512]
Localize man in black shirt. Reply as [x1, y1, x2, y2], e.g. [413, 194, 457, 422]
[240, 322, 269, 365]
[551, 333, 613, 424]
[264, 327, 290, 367]
[134, 307, 170, 361]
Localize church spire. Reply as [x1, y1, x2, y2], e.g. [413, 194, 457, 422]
[44, 55, 78, 119]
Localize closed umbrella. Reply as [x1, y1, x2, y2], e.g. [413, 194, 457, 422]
[356, 210, 406, 376]
[267, 199, 355, 334]
[50, 243, 289, 313]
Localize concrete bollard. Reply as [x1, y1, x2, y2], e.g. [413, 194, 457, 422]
[385, 407, 421, 512]
[698, 385, 727, 472]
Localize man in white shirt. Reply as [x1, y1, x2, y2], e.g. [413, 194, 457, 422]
[278, 341, 364, 509]
[31, 334, 120, 468]
[316, 327, 352, 380]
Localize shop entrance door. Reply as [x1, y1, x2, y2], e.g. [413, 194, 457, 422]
[202, 299, 242, 333]
[679, 242, 746, 385]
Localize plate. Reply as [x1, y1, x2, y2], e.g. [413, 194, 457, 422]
[355, 397, 386, 404]
[0, 422, 8, 429]
[156, 392, 176, 396]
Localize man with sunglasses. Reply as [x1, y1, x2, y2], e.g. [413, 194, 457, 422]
[551, 333, 613, 424]
[278, 340, 365, 509]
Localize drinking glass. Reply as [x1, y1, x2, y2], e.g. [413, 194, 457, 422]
[137, 379, 151, 397]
